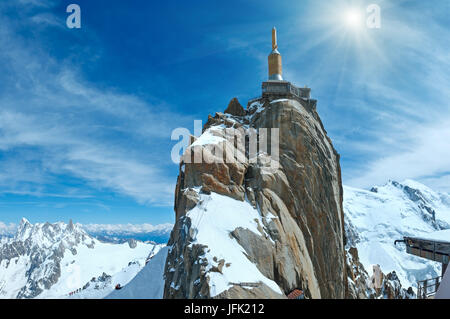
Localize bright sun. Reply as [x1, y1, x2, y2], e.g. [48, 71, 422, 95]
[344, 9, 363, 29]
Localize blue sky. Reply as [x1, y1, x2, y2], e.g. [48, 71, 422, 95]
[0, 0, 449, 226]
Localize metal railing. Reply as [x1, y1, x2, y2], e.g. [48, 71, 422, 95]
[417, 276, 442, 299]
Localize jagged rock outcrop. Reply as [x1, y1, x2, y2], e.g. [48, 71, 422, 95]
[346, 246, 415, 299]
[346, 247, 376, 299]
[128, 239, 138, 249]
[224, 98, 246, 117]
[381, 271, 415, 299]
[164, 96, 347, 299]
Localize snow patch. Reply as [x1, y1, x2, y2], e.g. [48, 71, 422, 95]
[105, 246, 169, 299]
[186, 192, 282, 297]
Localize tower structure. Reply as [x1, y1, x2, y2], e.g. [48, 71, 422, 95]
[247, 27, 315, 110]
[268, 27, 283, 81]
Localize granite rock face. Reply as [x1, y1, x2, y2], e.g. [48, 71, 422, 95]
[164, 97, 348, 299]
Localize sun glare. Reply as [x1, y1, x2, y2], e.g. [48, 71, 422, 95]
[344, 9, 363, 29]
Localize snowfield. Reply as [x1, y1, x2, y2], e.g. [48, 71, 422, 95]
[415, 229, 450, 243]
[40, 241, 162, 299]
[344, 180, 450, 290]
[106, 246, 169, 299]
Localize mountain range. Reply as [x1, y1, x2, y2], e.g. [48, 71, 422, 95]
[1, 178, 449, 298]
[0, 222, 172, 244]
[0, 219, 163, 299]
[109, 179, 450, 299]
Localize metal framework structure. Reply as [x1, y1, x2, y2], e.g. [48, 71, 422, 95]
[396, 236, 450, 298]
[417, 276, 442, 299]
[398, 236, 450, 269]
[262, 81, 311, 100]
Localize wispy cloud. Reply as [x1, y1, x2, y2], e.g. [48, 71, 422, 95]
[285, 1, 450, 192]
[343, 5, 450, 191]
[347, 119, 450, 191]
[0, 222, 17, 236]
[0, 2, 189, 206]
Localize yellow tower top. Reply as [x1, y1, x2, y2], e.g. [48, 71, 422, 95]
[268, 27, 283, 81]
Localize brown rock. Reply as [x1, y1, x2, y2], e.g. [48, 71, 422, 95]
[224, 98, 246, 117]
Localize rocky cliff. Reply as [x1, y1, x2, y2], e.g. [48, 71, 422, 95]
[163, 96, 348, 299]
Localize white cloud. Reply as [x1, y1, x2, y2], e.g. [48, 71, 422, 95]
[0, 222, 17, 236]
[347, 119, 450, 190]
[420, 175, 450, 194]
[81, 223, 173, 235]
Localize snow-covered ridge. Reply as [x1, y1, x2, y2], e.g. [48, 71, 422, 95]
[106, 246, 169, 299]
[0, 221, 173, 243]
[344, 180, 450, 290]
[0, 219, 163, 299]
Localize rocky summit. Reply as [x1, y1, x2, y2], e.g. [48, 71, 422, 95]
[164, 96, 348, 299]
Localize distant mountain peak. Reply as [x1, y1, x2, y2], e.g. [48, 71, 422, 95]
[67, 219, 74, 232]
[18, 217, 31, 230]
[15, 217, 32, 241]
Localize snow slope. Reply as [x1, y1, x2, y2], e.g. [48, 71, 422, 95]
[106, 246, 169, 299]
[169, 191, 282, 297]
[344, 180, 450, 290]
[41, 242, 163, 299]
[415, 229, 450, 243]
[0, 219, 162, 299]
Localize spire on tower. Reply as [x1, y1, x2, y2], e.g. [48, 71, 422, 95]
[268, 27, 283, 81]
[272, 27, 278, 51]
